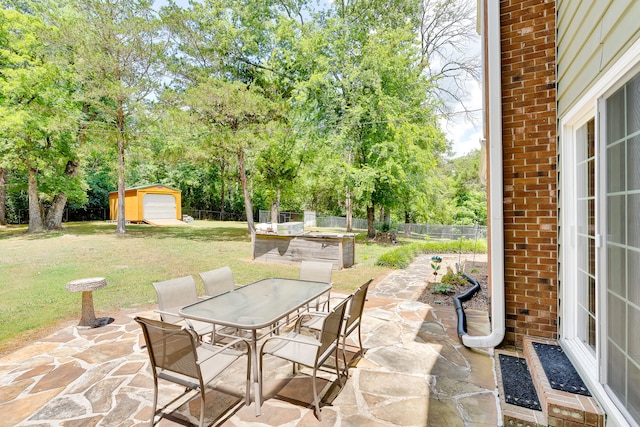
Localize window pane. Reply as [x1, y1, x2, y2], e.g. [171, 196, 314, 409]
[608, 142, 625, 193]
[577, 198, 588, 233]
[627, 74, 640, 134]
[577, 162, 588, 198]
[588, 199, 595, 235]
[629, 248, 640, 305]
[588, 159, 596, 198]
[629, 360, 640, 421]
[577, 121, 589, 161]
[608, 339, 626, 400]
[608, 292, 626, 349]
[608, 195, 626, 244]
[629, 305, 640, 365]
[578, 235, 590, 271]
[629, 136, 640, 191]
[629, 194, 640, 249]
[608, 87, 626, 144]
[607, 244, 626, 298]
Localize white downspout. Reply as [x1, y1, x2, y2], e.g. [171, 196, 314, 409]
[462, 0, 505, 348]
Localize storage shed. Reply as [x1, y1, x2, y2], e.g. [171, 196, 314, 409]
[109, 184, 182, 224]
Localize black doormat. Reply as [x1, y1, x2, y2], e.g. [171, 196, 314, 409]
[533, 342, 591, 396]
[498, 354, 542, 411]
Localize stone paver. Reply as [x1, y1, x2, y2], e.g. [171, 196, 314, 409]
[0, 255, 499, 426]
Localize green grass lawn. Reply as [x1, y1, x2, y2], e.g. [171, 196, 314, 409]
[0, 220, 395, 354]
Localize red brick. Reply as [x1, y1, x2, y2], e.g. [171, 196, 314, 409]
[500, 0, 557, 349]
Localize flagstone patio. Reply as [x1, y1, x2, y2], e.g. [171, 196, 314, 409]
[0, 254, 499, 426]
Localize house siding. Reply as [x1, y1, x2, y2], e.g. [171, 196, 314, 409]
[557, 0, 640, 116]
[500, 0, 558, 348]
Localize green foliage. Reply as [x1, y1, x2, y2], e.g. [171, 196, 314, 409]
[375, 238, 487, 269]
[447, 149, 487, 225]
[0, 0, 482, 232]
[431, 270, 468, 294]
[431, 282, 456, 294]
[375, 244, 422, 268]
[440, 270, 468, 287]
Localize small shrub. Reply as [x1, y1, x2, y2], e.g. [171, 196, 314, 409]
[431, 282, 456, 294]
[431, 270, 468, 295]
[440, 270, 468, 287]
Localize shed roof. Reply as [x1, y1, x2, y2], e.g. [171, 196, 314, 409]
[108, 184, 180, 195]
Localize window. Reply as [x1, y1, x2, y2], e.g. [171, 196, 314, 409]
[603, 74, 640, 422]
[576, 118, 596, 350]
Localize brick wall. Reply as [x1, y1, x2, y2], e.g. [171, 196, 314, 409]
[500, 0, 557, 348]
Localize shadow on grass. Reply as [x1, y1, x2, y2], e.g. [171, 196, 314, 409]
[0, 222, 251, 242]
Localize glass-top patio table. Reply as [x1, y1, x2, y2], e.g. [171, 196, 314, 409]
[179, 277, 331, 416]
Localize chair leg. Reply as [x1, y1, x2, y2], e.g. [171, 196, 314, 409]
[312, 368, 321, 421]
[334, 346, 345, 385]
[341, 335, 349, 378]
[199, 388, 206, 427]
[357, 323, 364, 356]
[152, 377, 159, 427]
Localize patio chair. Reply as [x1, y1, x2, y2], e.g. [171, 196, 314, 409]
[299, 260, 333, 282]
[199, 266, 236, 298]
[199, 266, 246, 341]
[134, 316, 250, 427]
[259, 296, 350, 420]
[301, 278, 374, 377]
[152, 275, 214, 341]
[299, 260, 333, 311]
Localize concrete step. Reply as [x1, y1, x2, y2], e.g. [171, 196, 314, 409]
[522, 337, 604, 427]
[495, 338, 605, 427]
[496, 338, 605, 427]
[496, 347, 547, 427]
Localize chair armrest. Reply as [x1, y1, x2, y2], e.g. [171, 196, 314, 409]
[294, 310, 329, 330]
[154, 309, 182, 319]
[260, 333, 321, 355]
[197, 338, 249, 364]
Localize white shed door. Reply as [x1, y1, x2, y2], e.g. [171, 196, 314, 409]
[143, 194, 176, 219]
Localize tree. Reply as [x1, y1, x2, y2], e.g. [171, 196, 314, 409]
[0, 8, 82, 233]
[181, 79, 279, 235]
[68, 0, 164, 233]
[294, 0, 449, 237]
[0, 168, 6, 225]
[419, 0, 480, 120]
[448, 149, 486, 225]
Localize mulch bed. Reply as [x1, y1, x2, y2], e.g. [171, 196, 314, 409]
[417, 256, 490, 311]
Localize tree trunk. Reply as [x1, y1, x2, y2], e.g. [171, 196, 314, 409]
[404, 210, 411, 236]
[45, 160, 80, 230]
[366, 204, 375, 239]
[116, 103, 126, 234]
[345, 186, 352, 232]
[219, 161, 226, 219]
[27, 168, 44, 233]
[237, 148, 255, 236]
[270, 186, 280, 224]
[0, 168, 6, 225]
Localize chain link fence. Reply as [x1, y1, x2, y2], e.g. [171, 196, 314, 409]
[258, 210, 486, 241]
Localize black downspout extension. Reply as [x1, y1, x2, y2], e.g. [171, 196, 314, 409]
[454, 273, 482, 341]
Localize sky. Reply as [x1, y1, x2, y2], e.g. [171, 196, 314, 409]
[443, 79, 483, 158]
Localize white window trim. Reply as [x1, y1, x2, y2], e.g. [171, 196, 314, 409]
[559, 35, 640, 427]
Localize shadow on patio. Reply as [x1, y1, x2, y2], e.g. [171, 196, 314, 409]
[0, 254, 499, 426]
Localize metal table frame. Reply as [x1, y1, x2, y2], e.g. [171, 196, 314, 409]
[179, 277, 331, 416]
